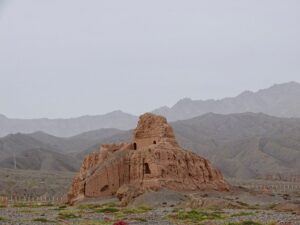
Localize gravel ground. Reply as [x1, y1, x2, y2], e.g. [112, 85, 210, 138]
[0, 205, 299, 225]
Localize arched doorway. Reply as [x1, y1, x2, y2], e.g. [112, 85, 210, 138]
[133, 143, 137, 150]
[83, 182, 86, 195]
[153, 140, 157, 144]
[144, 163, 151, 174]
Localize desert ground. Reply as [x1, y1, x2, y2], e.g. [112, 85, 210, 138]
[0, 169, 299, 225]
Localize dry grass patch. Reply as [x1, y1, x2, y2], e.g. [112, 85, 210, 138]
[226, 221, 265, 225]
[58, 210, 82, 219]
[169, 209, 225, 224]
[32, 218, 55, 223]
[231, 211, 256, 217]
[0, 216, 9, 222]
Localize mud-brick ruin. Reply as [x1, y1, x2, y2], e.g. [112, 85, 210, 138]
[68, 113, 229, 205]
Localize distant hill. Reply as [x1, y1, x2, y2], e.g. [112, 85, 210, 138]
[0, 148, 80, 172]
[0, 128, 128, 171]
[1, 82, 300, 137]
[172, 113, 300, 179]
[74, 129, 132, 160]
[0, 133, 59, 159]
[29, 128, 125, 153]
[1, 112, 300, 179]
[0, 110, 138, 137]
[75, 112, 300, 179]
[0, 133, 80, 171]
[153, 82, 300, 121]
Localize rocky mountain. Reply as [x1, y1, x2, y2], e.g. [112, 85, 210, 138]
[1, 112, 300, 179]
[1, 82, 300, 137]
[0, 133, 58, 159]
[28, 129, 125, 153]
[75, 113, 300, 179]
[0, 110, 138, 137]
[153, 82, 300, 121]
[0, 133, 80, 171]
[0, 148, 79, 172]
[172, 113, 300, 179]
[74, 129, 131, 160]
[0, 128, 127, 171]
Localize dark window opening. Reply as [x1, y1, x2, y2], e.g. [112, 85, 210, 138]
[100, 185, 109, 192]
[144, 163, 151, 174]
[83, 182, 86, 195]
[133, 143, 137, 150]
[153, 140, 157, 144]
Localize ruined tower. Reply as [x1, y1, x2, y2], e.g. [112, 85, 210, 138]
[68, 113, 229, 204]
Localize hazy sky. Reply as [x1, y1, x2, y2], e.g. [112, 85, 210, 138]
[0, 0, 300, 118]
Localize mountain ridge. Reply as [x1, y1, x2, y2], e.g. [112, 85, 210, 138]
[1, 81, 300, 137]
[0, 110, 138, 137]
[153, 81, 300, 121]
[71, 112, 300, 179]
[1, 112, 300, 178]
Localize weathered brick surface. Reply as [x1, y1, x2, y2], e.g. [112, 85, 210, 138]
[68, 113, 229, 204]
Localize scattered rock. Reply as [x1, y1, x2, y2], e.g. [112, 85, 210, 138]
[274, 201, 300, 215]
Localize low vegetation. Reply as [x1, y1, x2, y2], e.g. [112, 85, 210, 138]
[0, 216, 7, 221]
[169, 209, 225, 224]
[77, 202, 116, 210]
[226, 221, 265, 225]
[58, 210, 82, 219]
[13, 201, 54, 208]
[0, 197, 297, 224]
[114, 206, 152, 220]
[54, 205, 67, 210]
[96, 207, 120, 213]
[121, 206, 152, 214]
[231, 211, 256, 217]
[32, 218, 54, 223]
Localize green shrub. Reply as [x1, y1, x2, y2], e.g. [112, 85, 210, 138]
[170, 210, 224, 222]
[58, 211, 81, 219]
[13, 202, 54, 208]
[78, 202, 116, 210]
[54, 205, 67, 210]
[121, 206, 152, 214]
[32, 218, 53, 223]
[96, 207, 120, 213]
[13, 202, 29, 208]
[78, 204, 104, 210]
[231, 211, 256, 217]
[241, 222, 263, 225]
[0, 217, 7, 221]
[134, 217, 147, 222]
[227, 221, 264, 225]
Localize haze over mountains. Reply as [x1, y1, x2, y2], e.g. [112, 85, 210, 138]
[1, 82, 300, 137]
[80, 112, 300, 179]
[1, 112, 300, 179]
[0, 110, 137, 137]
[0, 133, 80, 171]
[154, 81, 300, 121]
[1, 82, 300, 179]
[173, 113, 300, 179]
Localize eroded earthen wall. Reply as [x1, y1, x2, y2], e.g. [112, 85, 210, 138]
[68, 113, 229, 204]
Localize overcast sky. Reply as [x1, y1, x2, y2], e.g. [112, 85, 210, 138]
[0, 0, 299, 118]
